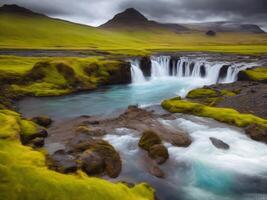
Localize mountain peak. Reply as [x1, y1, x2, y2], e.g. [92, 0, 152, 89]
[100, 8, 148, 28]
[0, 4, 44, 16]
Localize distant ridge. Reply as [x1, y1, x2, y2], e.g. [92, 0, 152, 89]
[0, 4, 45, 16]
[100, 8, 188, 32]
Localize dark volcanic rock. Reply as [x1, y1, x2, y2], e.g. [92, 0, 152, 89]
[48, 150, 77, 173]
[140, 56, 151, 77]
[245, 124, 267, 144]
[31, 115, 53, 128]
[218, 65, 230, 80]
[209, 137, 230, 150]
[149, 165, 165, 178]
[170, 133, 192, 147]
[29, 137, 45, 148]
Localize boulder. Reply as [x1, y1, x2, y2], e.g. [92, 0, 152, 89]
[72, 137, 122, 178]
[209, 137, 230, 150]
[149, 165, 165, 178]
[148, 144, 169, 164]
[138, 130, 162, 151]
[48, 150, 77, 173]
[79, 150, 105, 175]
[170, 133, 192, 147]
[245, 124, 267, 144]
[31, 115, 53, 127]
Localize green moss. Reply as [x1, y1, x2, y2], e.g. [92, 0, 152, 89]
[19, 120, 39, 137]
[162, 99, 267, 128]
[220, 89, 237, 97]
[187, 89, 218, 99]
[138, 130, 162, 151]
[0, 109, 154, 200]
[242, 67, 267, 82]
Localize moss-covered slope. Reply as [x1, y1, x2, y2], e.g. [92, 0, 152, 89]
[0, 109, 154, 200]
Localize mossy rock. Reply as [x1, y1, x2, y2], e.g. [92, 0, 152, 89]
[138, 130, 162, 151]
[187, 88, 218, 99]
[162, 98, 267, 129]
[148, 144, 169, 164]
[238, 67, 267, 83]
[31, 115, 52, 127]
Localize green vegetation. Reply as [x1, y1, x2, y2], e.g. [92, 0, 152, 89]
[239, 67, 267, 82]
[0, 109, 154, 200]
[0, 56, 130, 97]
[1, 13, 267, 55]
[186, 88, 237, 106]
[162, 98, 267, 127]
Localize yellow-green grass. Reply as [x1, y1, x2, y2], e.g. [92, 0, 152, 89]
[241, 67, 267, 81]
[161, 98, 267, 127]
[1, 13, 267, 55]
[0, 56, 128, 96]
[0, 109, 154, 200]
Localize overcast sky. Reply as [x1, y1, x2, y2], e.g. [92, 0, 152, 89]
[1, 0, 267, 30]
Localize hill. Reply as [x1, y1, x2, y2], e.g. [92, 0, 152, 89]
[100, 8, 188, 33]
[0, 4, 267, 55]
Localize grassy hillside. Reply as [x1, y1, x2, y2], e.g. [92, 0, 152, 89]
[1, 13, 267, 55]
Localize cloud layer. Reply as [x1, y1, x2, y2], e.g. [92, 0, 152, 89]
[1, 0, 267, 29]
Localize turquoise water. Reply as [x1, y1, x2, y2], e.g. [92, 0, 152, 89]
[18, 77, 207, 119]
[18, 75, 267, 200]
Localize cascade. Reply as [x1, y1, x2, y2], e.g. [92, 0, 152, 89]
[131, 56, 256, 84]
[130, 59, 146, 83]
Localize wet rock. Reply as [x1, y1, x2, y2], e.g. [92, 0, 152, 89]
[79, 150, 105, 175]
[209, 137, 230, 150]
[48, 150, 77, 173]
[237, 70, 251, 81]
[149, 165, 165, 178]
[245, 124, 267, 144]
[140, 56, 151, 77]
[170, 133, 192, 147]
[148, 144, 169, 164]
[138, 130, 162, 151]
[31, 115, 52, 127]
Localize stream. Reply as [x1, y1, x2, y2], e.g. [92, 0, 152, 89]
[18, 55, 267, 200]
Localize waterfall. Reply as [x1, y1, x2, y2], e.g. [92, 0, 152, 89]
[132, 56, 257, 84]
[151, 56, 170, 77]
[130, 59, 146, 84]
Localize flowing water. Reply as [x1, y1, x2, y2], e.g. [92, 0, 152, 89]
[18, 55, 267, 200]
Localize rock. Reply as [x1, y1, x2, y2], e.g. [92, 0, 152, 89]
[140, 56, 151, 77]
[218, 65, 230, 80]
[76, 125, 106, 137]
[21, 128, 48, 145]
[237, 70, 251, 81]
[245, 124, 267, 143]
[29, 137, 45, 148]
[72, 137, 122, 178]
[170, 133, 192, 147]
[48, 150, 77, 173]
[148, 144, 169, 164]
[149, 165, 165, 178]
[206, 30, 216, 36]
[138, 130, 162, 151]
[209, 137, 230, 150]
[31, 115, 52, 127]
[79, 150, 105, 175]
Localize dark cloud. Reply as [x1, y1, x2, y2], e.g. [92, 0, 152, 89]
[0, 0, 266, 29]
